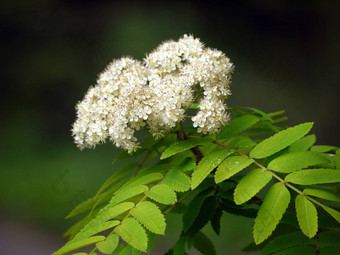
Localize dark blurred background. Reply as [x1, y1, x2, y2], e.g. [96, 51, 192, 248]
[0, 1, 339, 254]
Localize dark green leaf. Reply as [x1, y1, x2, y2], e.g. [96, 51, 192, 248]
[192, 231, 217, 255]
[218, 114, 260, 139]
[271, 246, 315, 255]
[210, 208, 223, 235]
[262, 231, 310, 255]
[183, 188, 213, 232]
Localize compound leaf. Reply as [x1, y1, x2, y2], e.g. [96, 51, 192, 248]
[191, 149, 233, 189]
[234, 168, 272, 205]
[268, 151, 329, 173]
[285, 169, 340, 185]
[130, 201, 166, 234]
[250, 122, 314, 159]
[145, 184, 177, 205]
[215, 156, 254, 184]
[295, 195, 318, 238]
[96, 234, 119, 254]
[161, 137, 213, 159]
[115, 218, 148, 251]
[254, 183, 290, 244]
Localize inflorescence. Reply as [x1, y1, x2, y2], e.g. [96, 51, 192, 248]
[72, 35, 234, 153]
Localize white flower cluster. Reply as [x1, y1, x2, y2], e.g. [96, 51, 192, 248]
[72, 35, 233, 153]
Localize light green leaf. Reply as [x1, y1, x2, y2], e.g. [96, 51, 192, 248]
[273, 246, 315, 255]
[295, 195, 318, 238]
[163, 169, 191, 192]
[145, 184, 177, 205]
[110, 185, 148, 207]
[52, 236, 105, 255]
[114, 218, 148, 251]
[268, 151, 329, 173]
[262, 231, 310, 255]
[311, 145, 338, 153]
[71, 202, 134, 243]
[130, 201, 166, 234]
[320, 205, 340, 223]
[192, 231, 217, 255]
[215, 156, 254, 184]
[336, 149, 340, 155]
[96, 234, 119, 254]
[161, 137, 213, 159]
[191, 149, 233, 189]
[234, 168, 272, 205]
[218, 114, 260, 139]
[289, 134, 316, 152]
[303, 188, 340, 203]
[118, 173, 163, 193]
[254, 183, 290, 244]
[285, 169, 340, 185]
[250, 122, 314, 159]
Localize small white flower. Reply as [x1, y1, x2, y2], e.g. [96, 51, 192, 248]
[72, 35, 233, 153]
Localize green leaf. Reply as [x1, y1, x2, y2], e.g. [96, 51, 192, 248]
[118, 173, 163, 193]
[96, 163, 137, 197]
[192, 231, 217, 255]
[318, 230, 340, 246]
[186, 196, 219, 236]
[295, 195, 318, 238]
[272, 246, 315, 255]
[163, 169, 191, 192]
[215, 156, 254, 184]
[210, 208, 223, 235]
[114, 218, 148, 251]
[171, 157, 196, 172]
[234, 168, 272, 205]
[285, 169, 340, 185]
[145, 184, 177, 205]
[147, 232, 156, 254]
[268, 151, 329, 173]
[161, 137, 213, 159]
[249, 122, 314, 159]
[232, 106, 273, 121]
[289, 134, 316, 152]
[262, 231, 310, 255]
[320, 246, 340, 255]
[218, 114, 260, 139]
[311, 145, 338, 153]
[254, 183, 291, 244]
[183, 188, 213, 232]
[130, 201, 166, 234]
[96, 234, 119, 254]
[191, 149, 233, 189]
[115, 244, 131, 255]
[320, 205, 340, 223]
[303, 188, 340, 203]
[52, 236, 105, 255]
